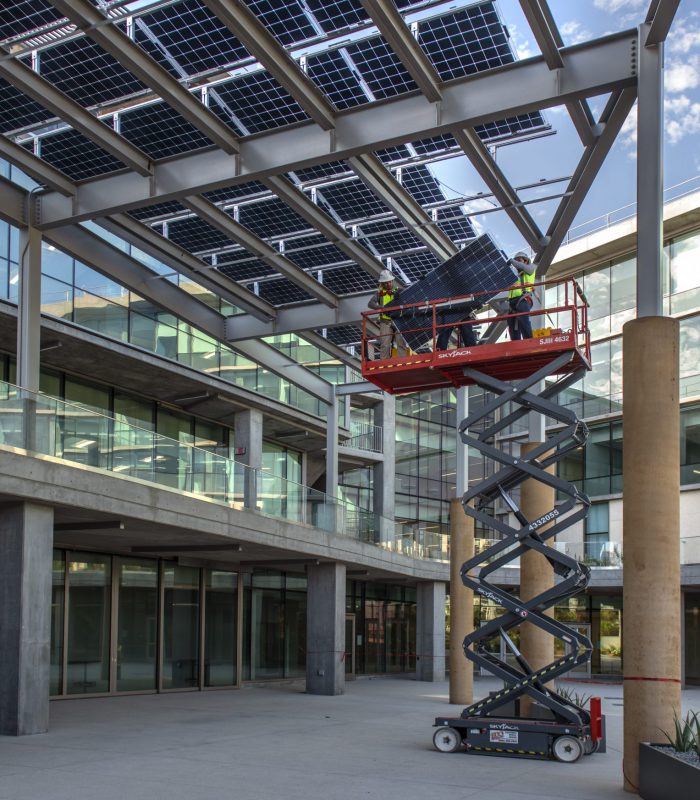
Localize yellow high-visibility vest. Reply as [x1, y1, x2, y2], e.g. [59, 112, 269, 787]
[509, 271, 535, 299]
[379, 290, 396, 320]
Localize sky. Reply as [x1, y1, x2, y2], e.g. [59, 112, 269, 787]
[430, 0, 700, 258]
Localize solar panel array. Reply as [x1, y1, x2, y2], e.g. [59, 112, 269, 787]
[0, 0, 551, 352]
[390, 234, 516, 351]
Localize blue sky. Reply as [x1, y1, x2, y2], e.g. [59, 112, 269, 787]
[431, 0, 700, 256]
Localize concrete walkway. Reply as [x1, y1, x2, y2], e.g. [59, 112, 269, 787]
[1, 678, 699, 800]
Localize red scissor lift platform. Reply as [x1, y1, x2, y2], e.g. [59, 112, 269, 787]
[361, 278, 591, 394]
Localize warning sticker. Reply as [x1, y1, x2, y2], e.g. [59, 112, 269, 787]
[489, 730, 519, 744]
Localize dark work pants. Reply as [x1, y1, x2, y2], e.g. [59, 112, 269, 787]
[507, 295, 533, 340]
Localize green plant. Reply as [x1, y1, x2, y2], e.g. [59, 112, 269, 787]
[661, 710, 699, 753]
[555, 684, 591, 709]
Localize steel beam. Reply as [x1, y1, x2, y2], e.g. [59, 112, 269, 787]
[36, 32, 639, 227]
[17, 224, 42, 394]
[452, 128, 544, 249]
[300, 331, 361, 371]
[181, 195, 338, 307]
[98, 214, 276, 321]
[518, 1, 596, 146]
[200, 0, 336, 131]
[48, 0, 240, 154]
[0, 45, 152, 176]
[536, 88, 637, 275]
[0, 135, 75, 196]
[0, 177, 28, 227]
[645, 0, 680, 46]
[262, 175, 383, 278]
[224, 293, 372, 341]
[636, 25, 664, 317]
[0, 186, 332, 402]
[349, 153, 458, 261]
[359, 0, 442, 103]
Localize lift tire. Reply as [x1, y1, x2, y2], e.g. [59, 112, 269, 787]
[584, 739, 600, 755]
[433, 727, 462, 753]
[552, 735, 584, 763]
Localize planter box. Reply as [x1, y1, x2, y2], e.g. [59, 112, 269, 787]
[639, 742, 700, 800]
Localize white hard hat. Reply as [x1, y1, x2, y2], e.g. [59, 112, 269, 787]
[512, 251, 531, 263]
[378, 269, 395, 283]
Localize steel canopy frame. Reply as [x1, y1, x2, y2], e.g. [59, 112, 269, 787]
[48, 0, 241, 156]
[200, 0, 337, 131]
[348, 153, 458, 262]
[0, 177, 334, 404]
[181, 195, 339, 307]
[34, 32, 638, 228]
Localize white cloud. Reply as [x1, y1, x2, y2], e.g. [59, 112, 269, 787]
[667, 21, 700, 54]
[666, 61, 700, 93]
[665, 96, 700, 144]
[560, 21, 592, 45]
[592, 0, 644, 12]
[506, 23, 534, 61]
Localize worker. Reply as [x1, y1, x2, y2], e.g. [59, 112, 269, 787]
[507, 251, 536, 340]
[436, 299, 482, 350]
[368, 269, 407, 360]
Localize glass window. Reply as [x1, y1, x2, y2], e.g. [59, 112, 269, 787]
[41, 275, 73, 321]
[681, 405, 700, 485]
[42, 243, 73, 282]
[205, 571, 238, 687]
[162, 564, 200, 689]
[680, 317, 700, 399]
[50, 550, 65, 696]
[610, 257, 636, 333]
[117, 558, 158, 692]
[67, 552, 111, 694]
[73, 291, 129, 341]
[74, 261, 128, 304]
[156, 408, 193, 491]
[583, 265, 611, 339]
[62, 378, 111, 469]
[671, 231, 700, 314]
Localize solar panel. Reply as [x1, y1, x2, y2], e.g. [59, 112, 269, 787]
[119, 102, 213, 159]
[256, 277, 314, 305]
[247, 0, 318, 46]
[306, 50, 369, 110]
[218, 255, 276, 283]
[0, 77, 54, 134]
[33, 128, 127, 180]
[0, 1, 63, 42]
[134, 0, 249, 77]
[346, 36, 417, 100]
[304, 0, 369, 34]
[322, 324, 362, 346]
[319, 265, 376, 294]
[388, 233, 516, 350]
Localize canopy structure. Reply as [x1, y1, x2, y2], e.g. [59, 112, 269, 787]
[0, 0, 678, 397]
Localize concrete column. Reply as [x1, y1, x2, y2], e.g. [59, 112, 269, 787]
[0, 502, 54, 735]
[17, 225, 41, 394]
[519, 442, 555, 716]
[306, 562, 346, 695]
[623, 317, 680, 792]
[17, 225, 41, 452]
[373, 393, 395, 543]
[416, 581, 446, 681]
[449, 498, 473, 704]
[325, 394, 339, 498]
[234, 409, 262, 509]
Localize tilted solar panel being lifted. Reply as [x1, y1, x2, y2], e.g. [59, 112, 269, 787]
[388, 234, 516, 351]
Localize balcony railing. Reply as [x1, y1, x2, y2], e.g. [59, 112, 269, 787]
[0, 381, 459, 561]
[344, 421, 383, 453]
[474, 538, 623, 568]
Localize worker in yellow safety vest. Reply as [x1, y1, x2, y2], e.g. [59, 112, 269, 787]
[507, 252, 536, 340]
[368, 269, 408, 360]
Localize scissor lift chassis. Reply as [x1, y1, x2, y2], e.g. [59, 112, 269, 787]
[433, 353, 604, 762]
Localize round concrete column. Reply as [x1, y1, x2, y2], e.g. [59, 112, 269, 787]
[519, 442, 555, 716]
[449, 498, 474, 705]
[623, 317, 681, 792]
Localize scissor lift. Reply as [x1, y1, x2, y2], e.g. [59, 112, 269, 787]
[361, 280, 604, 762]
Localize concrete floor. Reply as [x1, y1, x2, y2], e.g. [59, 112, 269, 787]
[1, 678, 699, 800]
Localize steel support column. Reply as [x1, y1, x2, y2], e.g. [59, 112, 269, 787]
[636, 24, 664, 318]
[17, 225, 41, 395]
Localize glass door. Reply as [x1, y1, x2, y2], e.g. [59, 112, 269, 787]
[161, 564, 201, 690]
[116, 558, 158, 692]
[345, 614, 356, 679]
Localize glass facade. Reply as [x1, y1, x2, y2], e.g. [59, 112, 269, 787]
[51, 550, 241, 696]
[0, 215, 336, 420]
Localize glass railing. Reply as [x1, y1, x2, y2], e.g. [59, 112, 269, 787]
[0, 380, 396, 545]
[472, 538, 623, 568]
